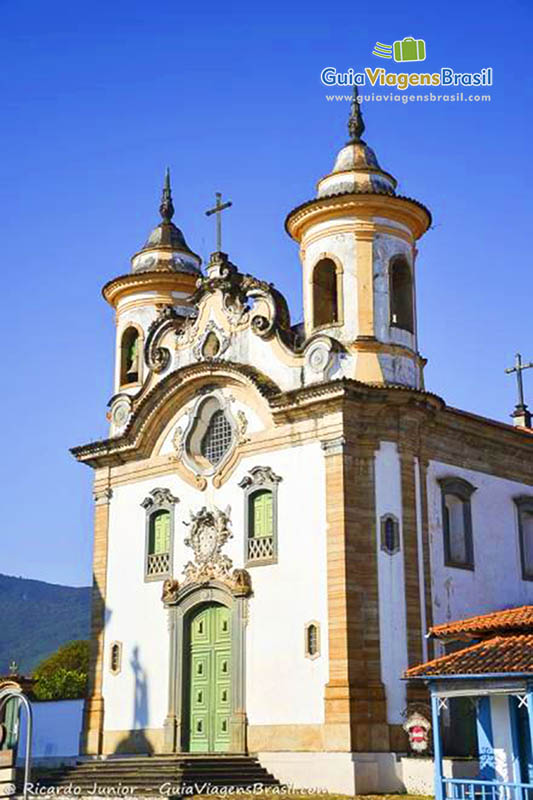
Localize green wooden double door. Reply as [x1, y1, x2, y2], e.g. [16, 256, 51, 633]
[186, 603, 232, 752]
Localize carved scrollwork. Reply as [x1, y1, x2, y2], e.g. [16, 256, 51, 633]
[191, 252, 291, 340]
[238, 465, 282, 490]
[231, 568, 252, 597]
[141, 487, 179, 510]
[236, 410, 249, 444]
[161, 578, 180, 605]
[144, 306, 183, 374]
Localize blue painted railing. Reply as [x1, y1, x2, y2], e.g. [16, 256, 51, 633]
[443, 778, 533, 800]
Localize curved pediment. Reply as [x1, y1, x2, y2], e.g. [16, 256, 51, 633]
[71, 360, 281, 468]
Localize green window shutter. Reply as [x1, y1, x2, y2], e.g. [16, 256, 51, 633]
[151, 511, 170, 554]
[250, 491, 273, 538]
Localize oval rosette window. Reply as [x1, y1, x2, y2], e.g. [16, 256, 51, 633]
[184, 393, 237, 476]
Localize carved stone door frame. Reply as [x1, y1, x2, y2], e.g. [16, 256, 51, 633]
[163, 581, 248, 754]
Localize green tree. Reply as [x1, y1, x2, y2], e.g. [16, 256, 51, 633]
[33, 640, 89, 701]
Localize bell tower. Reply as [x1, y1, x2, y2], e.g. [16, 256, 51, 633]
[285, 88, 431, 388]
[102, 170, 201, 405]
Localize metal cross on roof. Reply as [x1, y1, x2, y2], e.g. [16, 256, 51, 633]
[505, 352, 533, 427]
[205, 192, 232, 253]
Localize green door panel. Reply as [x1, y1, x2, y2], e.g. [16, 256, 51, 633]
[187, 604, 231, 752]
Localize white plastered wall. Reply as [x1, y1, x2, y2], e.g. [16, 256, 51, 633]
[101, 422, 329, 735]
[374, 441, 409, 723]
[427, 461, 533, 627]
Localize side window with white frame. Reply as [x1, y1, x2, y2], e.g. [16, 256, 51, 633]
[239, 466, 282, 566]
[514, 497, 533, 581]
[438, 477, 476, 570]
[141, 488, 179, 580]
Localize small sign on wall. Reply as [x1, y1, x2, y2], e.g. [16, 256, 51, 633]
[403, 709, 432, 753]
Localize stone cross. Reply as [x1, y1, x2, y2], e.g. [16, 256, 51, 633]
[505, 353, 533, 428]
[205, 192, 232, 252]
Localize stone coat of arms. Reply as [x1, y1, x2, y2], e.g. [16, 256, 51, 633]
[183, 505, 233, 583]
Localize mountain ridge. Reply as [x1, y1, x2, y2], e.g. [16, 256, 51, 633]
[0, 573, 91, 675]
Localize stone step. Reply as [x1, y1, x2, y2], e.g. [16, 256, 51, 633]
[27, 756, 280, 794]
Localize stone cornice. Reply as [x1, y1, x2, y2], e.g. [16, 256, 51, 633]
[71, 360, 281, 467]
[72, 366, 533, 477]
[285, 191, 431, 242]
[102, 271, 198, 308]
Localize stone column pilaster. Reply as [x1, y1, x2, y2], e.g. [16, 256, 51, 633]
[322, 433, 388, 753]
[80, 482, 112, 755]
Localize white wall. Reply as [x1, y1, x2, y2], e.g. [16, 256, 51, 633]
[17, 700, 83, 759]
[374, 441, 409, 723]
[102, 429, 329, 734]
[427, 461, 533, 626]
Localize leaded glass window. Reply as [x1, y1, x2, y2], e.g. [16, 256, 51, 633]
[110, 642, 122, 675]
[200, 409, 233, 466]
[307, 624, 318, 656]
[304, 621, 320, 659]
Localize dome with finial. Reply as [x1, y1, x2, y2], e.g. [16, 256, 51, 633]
[131, 169, 201, 275]
[316, 86, 397, 198]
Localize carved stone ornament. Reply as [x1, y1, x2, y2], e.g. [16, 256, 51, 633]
[183, 505, 233, 582]
[191, 251, 292, 341]
[161, 578, 180, 605]
[238, 465, 282, 491]
[110, 395, 132, 430]
[144, 305, 189, 374]
[172, 423, 185, 460]
[192, 321, 231, 362]
[141, 487, 179, 511]
[304, 335, 337, 379]
[181, 506, 252, 596]
[236, 410, 249, 444]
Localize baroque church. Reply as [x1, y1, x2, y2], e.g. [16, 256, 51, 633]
[72, 93, 533, 794]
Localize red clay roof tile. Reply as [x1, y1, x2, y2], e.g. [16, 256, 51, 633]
[430, 606, 533, 640]
[405, 634, 533, 679]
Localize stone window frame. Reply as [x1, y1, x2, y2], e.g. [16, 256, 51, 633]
[182, 390, 238, 477]
[514, 496, 533, 581]
[141, 488, 179, 582]
[304, 620, 321, 660]
[380, 513, 401, 556]
[109, 641, 122, 676]
[389, 255, 415, 333]
[310, 254, 344, 331]
[118, 323, 143, 389]
[438, 477, 476, 571]
[239, 466, 282, 567]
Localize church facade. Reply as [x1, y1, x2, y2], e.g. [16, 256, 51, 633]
[72, 95, 533, 793]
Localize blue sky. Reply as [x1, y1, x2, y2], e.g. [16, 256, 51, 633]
[1, 0, 531, 586]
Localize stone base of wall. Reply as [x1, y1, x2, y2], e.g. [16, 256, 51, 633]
[101, 728, 164, 755]
[257, 751, 404, 795]
[401, 756, 480, 796]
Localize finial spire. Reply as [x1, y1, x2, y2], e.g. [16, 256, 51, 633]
[347, 84, 365, 143]
[159, 167, 175, 223]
